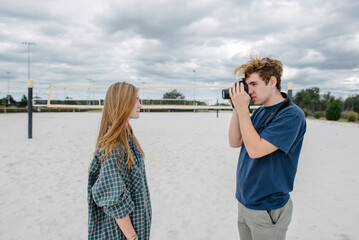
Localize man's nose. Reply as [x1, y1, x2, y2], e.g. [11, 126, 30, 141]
[248, 86, 253, 94]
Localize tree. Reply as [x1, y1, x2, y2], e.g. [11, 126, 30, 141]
[0, 95, 17, 106]
[320, 92, 335, 112]
[18, 95, 27, 107]
[163, 89, 185, 99]
[293, 87, 320, 112]
[344, 94, 359, 113]
[325, 100, 341, 121]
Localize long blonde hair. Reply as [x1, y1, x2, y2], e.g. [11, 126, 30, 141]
[95, 82, 144, 170]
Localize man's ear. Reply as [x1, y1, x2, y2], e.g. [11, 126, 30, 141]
[270, 76, 277, 88]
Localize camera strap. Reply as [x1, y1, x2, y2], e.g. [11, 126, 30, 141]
[264, 92, 291, 127]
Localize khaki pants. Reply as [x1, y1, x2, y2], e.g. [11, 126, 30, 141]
[237, 198, 293, 240]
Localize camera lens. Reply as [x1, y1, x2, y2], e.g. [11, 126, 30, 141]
[221, 80, 248, 100]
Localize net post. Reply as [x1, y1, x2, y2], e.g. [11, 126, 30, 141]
[287, 82, 293, 100]
[47, 85, 53, 107]
[28, 80, 33, 139]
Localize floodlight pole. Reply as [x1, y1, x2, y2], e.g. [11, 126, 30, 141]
[22, 42, 36, 139]
[7, 72, 11, 104]
[193, 69, 196, 112]
[87, 78, 94, 103]
[142, 80, 145, 102]
[138, 78, 145, 105]
[137, 78, 141, 104]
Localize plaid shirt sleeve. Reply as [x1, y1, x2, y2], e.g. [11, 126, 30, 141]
[91, 152, 134, 220]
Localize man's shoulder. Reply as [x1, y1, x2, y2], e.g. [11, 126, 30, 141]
[285, 102, 306, 119]
[279, 103, 307, 132]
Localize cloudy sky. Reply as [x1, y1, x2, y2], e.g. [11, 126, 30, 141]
[0, 0, 358, 101]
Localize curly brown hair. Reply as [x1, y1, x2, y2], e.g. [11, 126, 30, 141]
[234, 57, 283, 91]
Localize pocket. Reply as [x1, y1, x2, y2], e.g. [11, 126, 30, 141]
[247, 208, 275, 227]
[267, 210, 279, 224]
[267, 199, 293, 225]
[129, 165, 144, 193]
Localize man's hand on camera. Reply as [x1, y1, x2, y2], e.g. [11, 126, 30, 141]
[229, 81, 250, 111]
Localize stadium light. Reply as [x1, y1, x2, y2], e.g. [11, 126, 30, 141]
[138, 78, 145, 102]
[22, 42, 36, 82]
[193, 69, 196, 112]
[141, 80, 145, 100]
[87, 78, 95, 100]
[22, 42, 36, 139]
[6, 72, 11, 104]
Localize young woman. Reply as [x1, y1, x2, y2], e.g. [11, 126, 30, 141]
[88, 82, 151, 240]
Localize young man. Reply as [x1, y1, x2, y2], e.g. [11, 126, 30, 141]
[228, 57, 306, 240]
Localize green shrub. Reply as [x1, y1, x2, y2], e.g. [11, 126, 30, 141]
[347, 111, 358, 122]
[303, 110, 308, 118]
[325, 101, 342, 121]
[314, 112, 321, 119]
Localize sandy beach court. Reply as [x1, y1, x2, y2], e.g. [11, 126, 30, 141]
[0, 112, 358, 240]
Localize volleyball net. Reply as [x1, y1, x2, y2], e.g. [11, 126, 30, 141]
[36, 84, 237, 110]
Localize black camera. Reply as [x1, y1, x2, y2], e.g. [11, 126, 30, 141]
[222, 80, 249, 99]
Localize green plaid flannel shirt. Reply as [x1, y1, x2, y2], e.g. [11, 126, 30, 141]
[88, 135, 152, 239]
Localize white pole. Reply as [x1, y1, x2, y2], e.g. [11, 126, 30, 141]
[193, 69, 196, 112]
[7, 72, 11, 104]
[193, 69, 196, 103]
[142, 80, 145, 101]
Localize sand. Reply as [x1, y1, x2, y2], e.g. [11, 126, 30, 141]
[0, 112, 358, 240]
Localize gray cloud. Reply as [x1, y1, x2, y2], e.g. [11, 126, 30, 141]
[0, 0, 358, 101]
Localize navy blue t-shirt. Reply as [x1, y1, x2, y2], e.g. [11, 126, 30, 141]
[235, 100, 306, 210]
